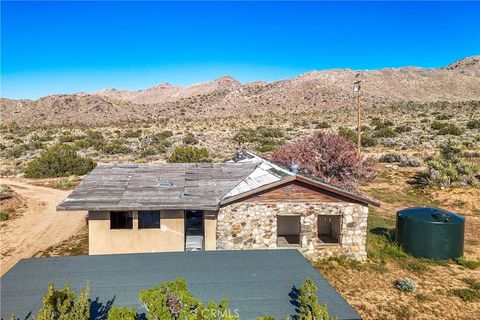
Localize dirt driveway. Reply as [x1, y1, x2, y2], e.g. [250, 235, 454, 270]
[0, 178, 85, 276]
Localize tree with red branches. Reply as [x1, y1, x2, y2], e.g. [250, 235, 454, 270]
[271, 132, 376, 191]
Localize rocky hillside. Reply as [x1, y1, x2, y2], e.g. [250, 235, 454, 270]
[1, 56, 479, 127]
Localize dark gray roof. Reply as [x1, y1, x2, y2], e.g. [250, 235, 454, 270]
[0, 250, 361, 320]
[57, 162, 257, 211]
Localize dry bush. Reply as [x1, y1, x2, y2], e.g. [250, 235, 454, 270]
[271, 132, 376, 191]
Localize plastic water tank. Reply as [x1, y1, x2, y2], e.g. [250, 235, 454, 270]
[395, 207, 464, 260]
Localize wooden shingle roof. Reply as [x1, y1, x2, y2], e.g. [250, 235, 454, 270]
[57, 162, 257, 211]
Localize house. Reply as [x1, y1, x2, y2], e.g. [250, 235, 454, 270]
[57, 151, 379, 260]
[0, 250, 361, 320]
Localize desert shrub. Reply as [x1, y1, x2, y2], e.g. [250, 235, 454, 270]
[167, 146, 211, 163]
[6, 144, 28, 158]
[379, 153, 402, 163]
[437, 123, 464, 136]
[463, 278, 480, 290]
[24, 144, 96, 178]
[102, 140, 130, 154]
[435, 113, 452, 120]
[454, 257, 480, 270]
[152, 130, 173, 142]
[396, 278, 417, 293]
[297, 277, 333, 320]
[467, 119, 480, 129]
[431, 121, 448, 130]
[74, 139, 91, 149]
[183, 132, 199, 145]
[37, 283, 90, 320]
[233, 127, 283, 151]
[315, 121, 331, 129]
[122, 129, 142, 138]
[141, 146, 161, 157]
[395, 125, 412, 133]
[271, 132, 376, 191]
[373, 127, 396, 138]
[31, 140, 44, 150]
[108, 306, 137, 320]
[414, 141, 479, 188]
[0, 211, 8, 221]
[338, 127, 377, 147]
[451, 288, 480, 302]
[399, 156, 423, 167]
[58, 134, 76, 143]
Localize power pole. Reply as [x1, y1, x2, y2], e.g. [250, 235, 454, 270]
[353, 76, 362, 153]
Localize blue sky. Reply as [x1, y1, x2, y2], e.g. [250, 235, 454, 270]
[1, 1, 479, 100]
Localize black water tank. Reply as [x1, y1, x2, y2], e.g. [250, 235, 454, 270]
[396, 207, 464, 260]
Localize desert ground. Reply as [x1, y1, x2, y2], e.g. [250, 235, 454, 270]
[0, 178, 85, 276]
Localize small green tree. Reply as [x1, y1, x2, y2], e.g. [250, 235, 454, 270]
[297, 278, 334, 320]
[139, 278, 202, 320]
[167, 146, 211, 163]
[24, 144, 96, 178]
[107, 306, 137, 320]
[37, 283, 90, 320]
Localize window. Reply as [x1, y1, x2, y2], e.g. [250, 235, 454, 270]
[110, 211, 133, 229]
[317, 215, 341, 244]
[139, 211, 161, 229]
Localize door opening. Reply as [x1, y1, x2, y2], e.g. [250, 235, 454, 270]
[185, 210, 204, 251]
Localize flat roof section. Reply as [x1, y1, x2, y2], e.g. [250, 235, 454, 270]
[0, 249, 361, 320]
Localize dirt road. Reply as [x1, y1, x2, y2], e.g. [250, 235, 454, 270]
[0, 178, 85, 276]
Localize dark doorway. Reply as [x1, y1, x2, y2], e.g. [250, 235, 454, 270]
[185, 210, 204, 251]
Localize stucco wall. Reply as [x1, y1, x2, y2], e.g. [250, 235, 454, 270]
[216, 202, 368, 260]
[88, 210, 185, 255]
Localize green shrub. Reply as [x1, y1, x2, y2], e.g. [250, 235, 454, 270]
[373, 127, 396, 138]
[338, 127, 377, 147]
[315, 121, 331, 129]
[451, 288, 480, 302]
[396, 278, 417, 292]
[431, 121, 448, 130]
[141, 146, 161, 157]
[6, 144, 28, 158]
[233, 127, 283, 151]
[152, 130, 173, 142]
[467, 119, 480, 129]
[437, 123, 464, 136]
[454, 257, 480, 270]
[24, 144, 96, 178]
[108, 306, 137, 320]
[138, 278, 238, 320]
[122, 129, 142, 138]
[463, 278, 480, 290]
[183, 132, 199, 145]
[167, 146, 211, 163]
[102, 140, 130, 154]
[37, 283, 90, 320]
[31, 141, 44, 150]
[297, 277, 333, 320]
[395, 125, 412, 133]
[0, 211, 8, 221]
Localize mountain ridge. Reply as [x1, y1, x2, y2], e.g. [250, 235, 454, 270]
[1, 56, 479, 127]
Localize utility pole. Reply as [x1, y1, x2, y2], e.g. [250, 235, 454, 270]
[353, 75, 362, 153]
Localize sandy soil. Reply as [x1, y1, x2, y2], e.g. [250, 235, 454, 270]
[0, 178, 85, 276]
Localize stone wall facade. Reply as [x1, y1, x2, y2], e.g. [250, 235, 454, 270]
[216, 202, 368, 260]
